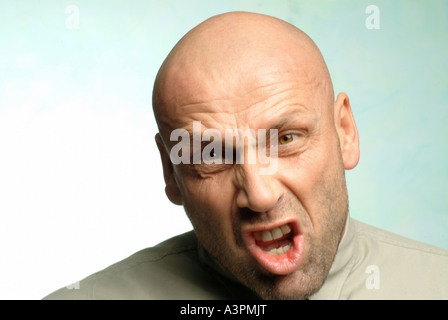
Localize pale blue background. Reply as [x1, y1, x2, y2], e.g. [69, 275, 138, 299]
[0, 0, 446, 299]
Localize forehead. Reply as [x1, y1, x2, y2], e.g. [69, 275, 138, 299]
[162, 70, 325, 135]
[183, 87, 313, 129]
[156, 41, 331, 140]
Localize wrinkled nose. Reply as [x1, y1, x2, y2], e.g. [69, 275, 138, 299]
[235, 163, 282, 213]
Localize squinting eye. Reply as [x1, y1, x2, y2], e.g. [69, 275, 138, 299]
[207, 150, 217, 159]
[202, 149, 222, 164]
[279, 134, 294, 145]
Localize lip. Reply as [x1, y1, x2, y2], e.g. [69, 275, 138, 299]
[241, 219, 304, 275]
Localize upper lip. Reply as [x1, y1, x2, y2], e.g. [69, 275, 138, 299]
[241, 217, 301, 237]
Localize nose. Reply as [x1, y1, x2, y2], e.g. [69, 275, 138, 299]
[235, 163, 282, 213]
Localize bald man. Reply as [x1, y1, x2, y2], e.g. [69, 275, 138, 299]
[44, 12, 448, 300]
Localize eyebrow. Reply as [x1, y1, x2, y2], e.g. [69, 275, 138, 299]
[180, 104, 312, 141]
[267, 116, 290, 131]
[264, 105, 313, 131]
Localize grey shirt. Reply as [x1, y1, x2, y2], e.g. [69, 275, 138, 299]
[43, 217, 448, 300]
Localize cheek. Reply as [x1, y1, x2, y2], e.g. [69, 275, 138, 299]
[180, 175, 236, 232]
[179, 176, 247, 261]
[280, 146, 329, 194]
[279, 139, 345, 225]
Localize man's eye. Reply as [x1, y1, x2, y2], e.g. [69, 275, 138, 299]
[204, 150, 217, 160]
[279, 134, 294, 145]
[201, 148, 224, 164]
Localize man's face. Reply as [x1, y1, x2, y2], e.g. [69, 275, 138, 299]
[159, 67, 352, 300]
[154, 13, 359, 299]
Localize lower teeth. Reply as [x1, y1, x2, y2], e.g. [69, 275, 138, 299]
[268, 243, 291, 256]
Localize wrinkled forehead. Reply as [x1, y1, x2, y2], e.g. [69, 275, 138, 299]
[156, 55, 329, 136]
[170, 59, 298, 109]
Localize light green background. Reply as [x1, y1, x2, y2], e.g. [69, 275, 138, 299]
[0, 0, 447, 298]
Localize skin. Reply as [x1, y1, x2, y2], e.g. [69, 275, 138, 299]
[152, 12, 360, 299]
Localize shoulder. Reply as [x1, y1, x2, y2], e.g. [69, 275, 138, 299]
[43, 231, 230, 300]
[352, 219, 448, 258]
[345, 219, 448, 299]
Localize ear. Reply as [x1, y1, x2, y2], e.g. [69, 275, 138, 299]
[334, 93, 360, 170]
[155, 133, 183, 205]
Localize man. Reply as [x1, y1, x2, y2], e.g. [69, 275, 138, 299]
[44, 12, 448, 300]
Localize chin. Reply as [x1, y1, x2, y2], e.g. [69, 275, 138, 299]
[232, 243, 332, 300]
[251, 269, 326, 300]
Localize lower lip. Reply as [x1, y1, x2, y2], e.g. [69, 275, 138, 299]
[243, 230, 304, 276]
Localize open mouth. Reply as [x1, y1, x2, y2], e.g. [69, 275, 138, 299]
[253, 224, 294, 255]
[242, 221, 304, 275]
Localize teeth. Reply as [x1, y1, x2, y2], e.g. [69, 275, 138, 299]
[261, 230, 273, 242]
[280, 224, 291, 234]
[271, 227, 283, 240]
[268, 243, 292, 256]
[253, 224, 292, 242]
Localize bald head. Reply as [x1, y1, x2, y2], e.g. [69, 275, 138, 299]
[153, 12, 334, 141]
